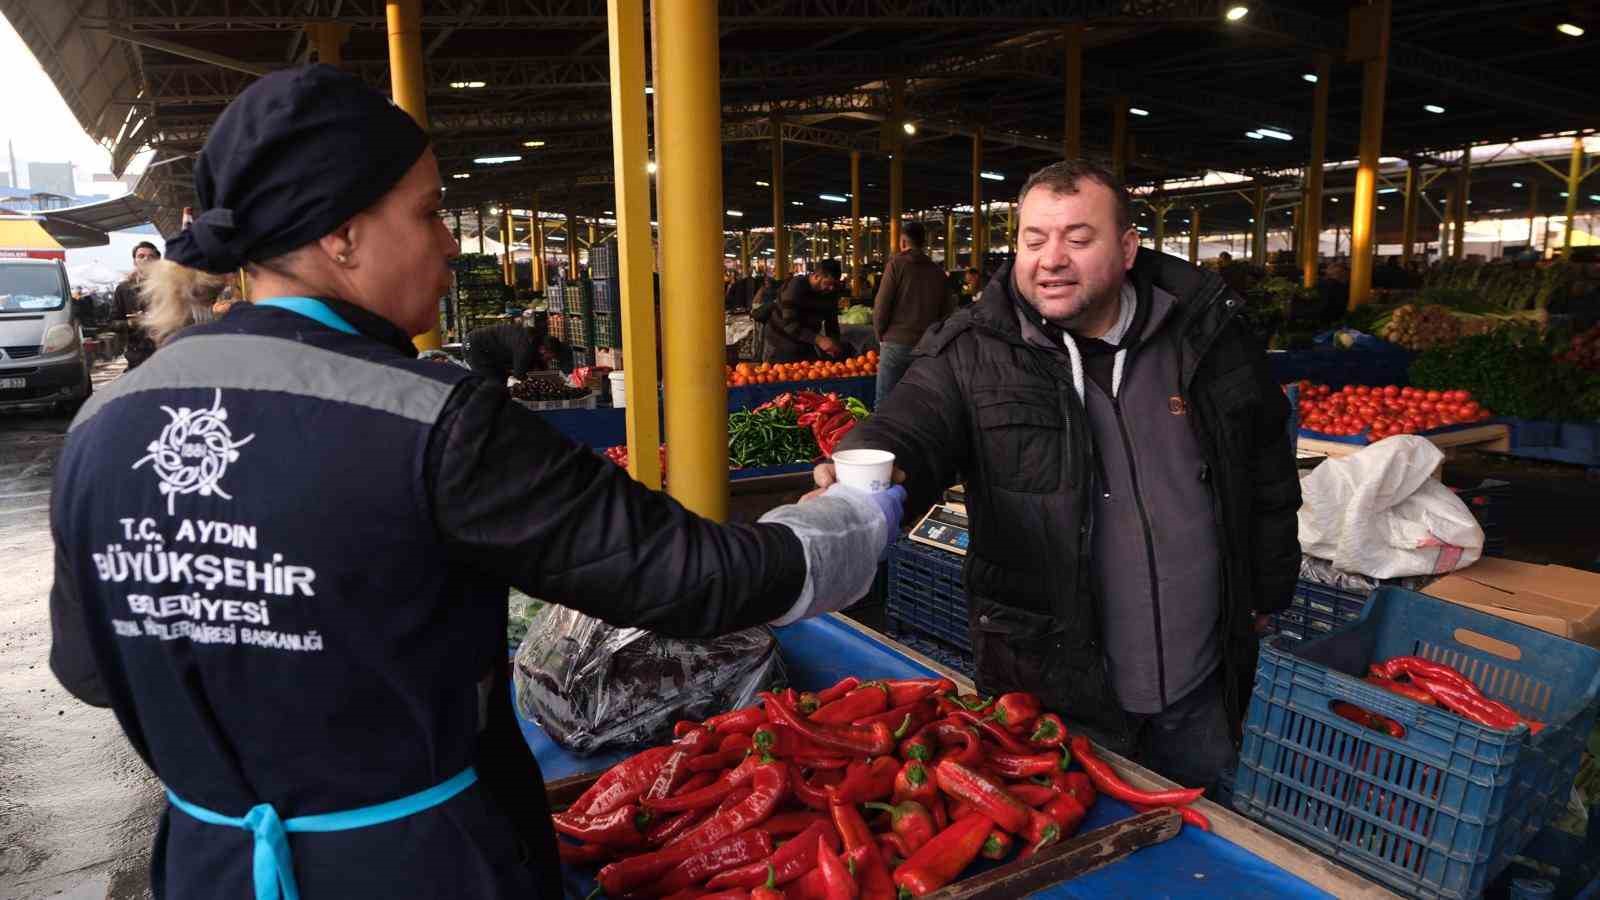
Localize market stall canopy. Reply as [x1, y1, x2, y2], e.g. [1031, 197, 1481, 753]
[0, 217, 67, 259]
[44, 194, 156, 235]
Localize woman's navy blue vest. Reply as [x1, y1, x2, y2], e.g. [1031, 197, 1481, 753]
[55, 305, 540, 896]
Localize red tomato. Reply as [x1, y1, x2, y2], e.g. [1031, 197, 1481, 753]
[1419, 401, 1436, 413]
[1425, 390, 1442, 402]
[1383, 385, 1400, 397]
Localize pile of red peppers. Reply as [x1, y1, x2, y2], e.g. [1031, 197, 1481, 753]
[759, 392, 868, 459]
[1331, 654, 1545, 739]
[553, 678, 1211, 899]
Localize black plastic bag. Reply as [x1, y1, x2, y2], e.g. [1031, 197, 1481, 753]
[513, 604, 784, 755]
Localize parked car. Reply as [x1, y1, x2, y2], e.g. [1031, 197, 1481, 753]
[0, 257, 92, 413]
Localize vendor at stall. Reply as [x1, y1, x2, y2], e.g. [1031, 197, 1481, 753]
[813, 159, 1300, 791]
[48, 65, 903, 900]
[465, 311, 550, 382]
[763, 258, 846, 362]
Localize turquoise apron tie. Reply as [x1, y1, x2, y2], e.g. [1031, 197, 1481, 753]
[254, 297, 360, 336]
[165, 766, 478, 900]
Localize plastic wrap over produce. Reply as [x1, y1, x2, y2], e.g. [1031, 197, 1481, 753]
[1298, 555, 1432, 594]
[513, 605, 785, 755]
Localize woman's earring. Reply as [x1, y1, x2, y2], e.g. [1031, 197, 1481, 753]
[336, 253, 349, 264]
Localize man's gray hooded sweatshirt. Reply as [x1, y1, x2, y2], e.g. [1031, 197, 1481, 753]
[1011, 276, 1222, 714]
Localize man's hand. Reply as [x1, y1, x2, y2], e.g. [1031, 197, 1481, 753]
[803, 462, 906, 502]
[814, 335, 842, 357]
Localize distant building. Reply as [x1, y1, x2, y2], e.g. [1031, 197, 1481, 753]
[0, 170, 10, 189]
[28, 162, 75, 197]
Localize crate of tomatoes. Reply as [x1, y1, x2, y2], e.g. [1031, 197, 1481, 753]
[1235, 588, 1600, 899]
[1294, 381, 1493, 444]
[554, 679, 1210, 898]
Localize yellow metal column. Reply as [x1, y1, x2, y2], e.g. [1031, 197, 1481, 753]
[567, 212, 580, 279]
[1303, 53, 1330, 287]
[850, 150, 862, 295]
[653, 0, 727, 519]
[1563, 136, 1584, 255]
[605, 0, 661, 489]
[1063, 24, 1083, 159]
[1527, 182, 1539, 257]
[1400, 161, 1419, 264]
[1188, 206, 1201, 263]
[1441, 189, 1454, 255]
[503, 206, 516, 286]
[971, 129, 985, 264]
[1453, 147, 1471, 260]
[386, 0, 439, 349]
[771, 119, 786, 279]
[306, 22, 350, 67]
[1006, 202, 1016, 252]
[531, 200, 545, 292]
[1251, 183, 1268, 266]
[1347, 0, 1391, 309]
[945, 211, 956, 272]
[1111, 96, 1129, 183]
[477, 207, 486, 255]
[1151, 203, 1167, 254]
[740, 230, 751, 276]
[889, 156, 904, 255]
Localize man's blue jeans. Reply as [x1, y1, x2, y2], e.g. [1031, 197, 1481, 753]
[874, 341, 916, 409]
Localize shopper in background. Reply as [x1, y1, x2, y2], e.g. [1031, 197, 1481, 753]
[110, 241, 162, 368]
[814, 159, 1300, 792]
[466, 311, 544, 382]
[763, 257, 845, 363]
[873, 220, 956, 406]
[961, 266, 983, 304]
[49, 65, 902, 900]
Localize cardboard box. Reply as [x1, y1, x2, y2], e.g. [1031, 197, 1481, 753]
[1423, 557, 1600, 647]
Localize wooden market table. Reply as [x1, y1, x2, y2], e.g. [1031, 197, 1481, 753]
[516, 614, 1398, 899]
[1296, 423, 1511, 463]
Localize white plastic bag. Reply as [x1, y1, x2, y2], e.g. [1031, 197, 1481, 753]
[1298, 435, 1483, 579]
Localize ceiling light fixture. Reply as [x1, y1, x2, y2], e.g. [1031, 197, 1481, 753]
[1424, 104, 1446, 114]
[1128, 107, 1150, 117]
[1512, 181, 1524, 188]
[1257, 127, 1293, 141]
[791, 200, 805, 206]
[449, 80, 486, 89]
[819, 193, 849, 202]
[902, 122, 917, 135]
[474, 155, 521, 165]
[644, 86, 654, 94]
[1302, 73, 1319, 83]
[1557, 23, 1585, 37]
[726, 210, 744, 217]
[1245, 131, 1264, 140]
[522, 140, 546, 148]
[980, 171, 1005, 181]
[1378, 187, 1398, 194]
[452, 173, 471, 179]
[756, 180, 770, 187]
[1225, 5, 1249, 22]
[647, 161, 657, 174]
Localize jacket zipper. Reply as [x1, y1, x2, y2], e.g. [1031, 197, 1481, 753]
[1108, 392, 1168, 710]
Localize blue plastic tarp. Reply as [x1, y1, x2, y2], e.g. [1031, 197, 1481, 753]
[518, 615, 1333, 899]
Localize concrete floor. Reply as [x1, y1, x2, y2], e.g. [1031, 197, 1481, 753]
[1, 360, 159, 900]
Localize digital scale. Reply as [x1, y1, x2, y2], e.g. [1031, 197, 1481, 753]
[908, 485, 970, 556]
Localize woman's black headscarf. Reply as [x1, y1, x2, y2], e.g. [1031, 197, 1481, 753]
[164, 64, 430, 274]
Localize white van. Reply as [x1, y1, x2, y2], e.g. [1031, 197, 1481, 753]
[0, 257, 93, 413]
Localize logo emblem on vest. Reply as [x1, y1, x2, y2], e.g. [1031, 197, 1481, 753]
[1168, 395, 1188, 416]
[132, 389, 256, 515]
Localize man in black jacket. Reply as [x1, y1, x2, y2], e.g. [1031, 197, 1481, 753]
[763, 259, 844, 362]
[110, 241, 163, 368]
[816, 160, 1300, 789]
[466, 314, 547, 381]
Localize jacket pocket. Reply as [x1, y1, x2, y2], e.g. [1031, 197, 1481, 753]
[973, 388, 1062, 493]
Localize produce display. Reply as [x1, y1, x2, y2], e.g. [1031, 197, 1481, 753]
[554, 680, 1210, 899]
[511, 376, 591, 402]
[728, 352, 879, 388]
[603, 444, 669, 479]
[838, 305, 873, 326]
[1410, 329, 1600, 421]
[1334, 655, 1544, 739]
[1422, 260, 1574, 312]
[1295, 382, 1490, 442]
[1555, 323, 1600, 371]
[1375, 304, 1463, 350]
[728, 392, 868, 469]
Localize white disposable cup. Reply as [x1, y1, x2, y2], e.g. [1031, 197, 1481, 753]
[832, 448, 895, 493]
[609, 370, 627, 408]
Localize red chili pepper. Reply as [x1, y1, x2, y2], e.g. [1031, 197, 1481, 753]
[864, 800, 938, 854]
[980, 829, 1014, 860]
[926, 794, 949, 830]
[598, 831, 719, 896]
[674, 721, 703, 739]
[689, 747, 752, 774]
[763, 693, 895, 756]
[671, 770, 719, 798]
[1069, 735, 1205, 807]
[1006, 783, 1059, 807]
[891, 760, 940, 810]
[798, 677, 862, 716]
[645, 806, 715, 846]
[827, 756, 899, 805]
[751, 864, 785, 900]
[926, 720, 984, 767]
[645, 754, 762, 813]
[1364, 674, 1438, 706]
[1373, 656, 1483, 696]
[876, 832, 910, 865]
[794, 755, 851, 770]
[987, 692, 1042, 733]
[720, 732, 755, 753]
[1409, 676, 1522, 731]
[946, 796, 978, 821]
[810, 682, 890, 725]
[1028, 713, 1069, 748]
[1128, 800, 1210, 832]
[1331, 701, 1407, 738]
[653, 830, 776, 897]
[551, 802, 649, 847]
[815, 835, 858, 900]
[892, 813, 995, 897]
[897, 726, 937, 763]
[951, 709, 1035, 755]
[852, 699, 936, 738]
[786, 846, 871, 900]
[556, 840, 614, 866]
[706, 705, 769, 735]
[706, 820, 839, 890]
[716, 784, 756, 816]
[761, 811, 830, 838]
[933, 759, 1058, 847]
[1040, 794, 1088, 840]
[570, 745, 675, 817]
[790, 764, 834, 811]
[646, 728, 716, 802]
[753, 723, 836, 759]
[985, 748, 1067, 780]
[885, 678, 956, 707]
[674, 761, 790, 851]
[830, 803, 895, 900]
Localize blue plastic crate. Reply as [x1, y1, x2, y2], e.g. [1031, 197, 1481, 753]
[1292, 579, 1371, 623]
[885, 539, 970, 653]
[1234, 588, 1600, 899]
[592, 277, 621, 316]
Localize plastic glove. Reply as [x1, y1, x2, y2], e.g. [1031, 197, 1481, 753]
[761, 483, 906, 625]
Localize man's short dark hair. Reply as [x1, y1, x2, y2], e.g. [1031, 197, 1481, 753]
[1016, 159, 1132, 232]
[901, 220, 927, 248]
[132, 241, 161, 259]
[814, 258, 842, 281]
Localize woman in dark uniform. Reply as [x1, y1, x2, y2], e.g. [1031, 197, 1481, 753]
[48, 65, 901, 900]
